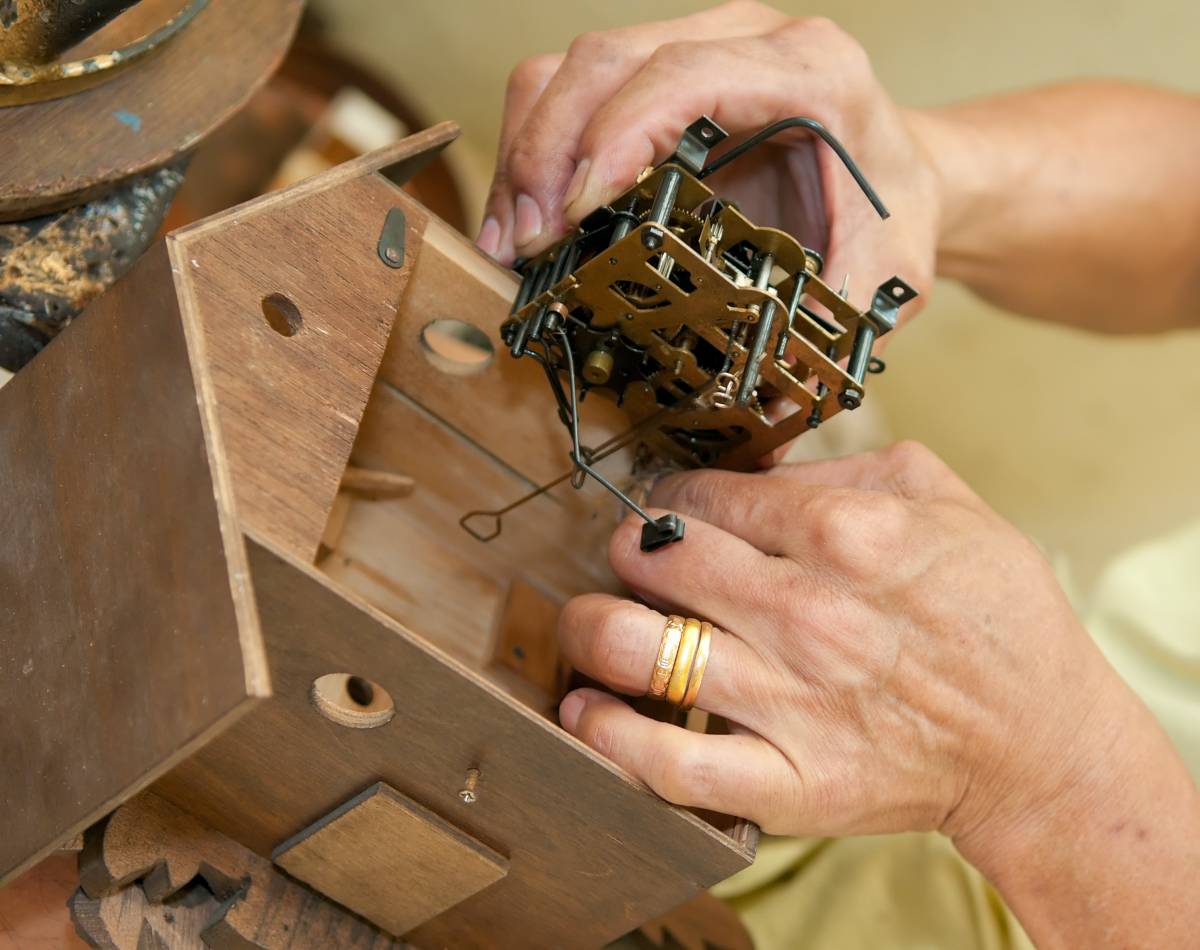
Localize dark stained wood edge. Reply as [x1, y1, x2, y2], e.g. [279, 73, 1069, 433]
[167, 240, 271, 697]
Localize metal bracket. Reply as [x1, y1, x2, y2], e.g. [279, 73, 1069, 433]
[867, 276, 918, 332]
[669, 116, 728, 175]
[377, 207, 407, 269]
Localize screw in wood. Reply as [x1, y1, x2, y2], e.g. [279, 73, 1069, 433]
[458, 768, 481, 804]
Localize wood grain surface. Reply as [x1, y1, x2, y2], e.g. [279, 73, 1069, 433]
[274, 782, 508, 937]
[376, 213, 633, 489]
[167, 123, 458, 562]
[0, 0, 304, 220]
[0, 244, 267, 886]
[155, 537, 753, 948]
[322, 381, 619, 699]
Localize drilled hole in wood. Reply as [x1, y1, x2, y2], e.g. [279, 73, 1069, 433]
[311, 673, 394, 729]
[262, 293, 303, 337]
[420, 319, 494, 375]
[346, 675, 374, 706]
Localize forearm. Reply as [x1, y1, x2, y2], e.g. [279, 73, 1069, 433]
[954, 668, 1200, 948]
[908, 81, 1200, 332]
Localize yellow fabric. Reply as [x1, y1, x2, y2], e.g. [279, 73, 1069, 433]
[716, 520, 1200, 949]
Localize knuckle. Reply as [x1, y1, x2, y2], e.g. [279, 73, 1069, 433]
[804, 490, 909, 578]
[647, 40, 693, 72]
[567, 29, 623, 64]
[587, 607, 639, 681]
[556, 596, 589, 650]
[876, 440, 952, 497]
[504, 138, 537, 178]
[668, 469, 724, 515]
[655, 746, 721, 805]
[506, 54, 558, 99]
[881, 438, 939, 472]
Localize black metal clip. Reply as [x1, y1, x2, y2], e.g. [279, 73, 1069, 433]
[669, 116, 729, 175]
[377, 207, 407, 269]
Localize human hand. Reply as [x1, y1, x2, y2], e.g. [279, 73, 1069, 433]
[479, 1, 940, 313]
[556, 441, 1167, 853]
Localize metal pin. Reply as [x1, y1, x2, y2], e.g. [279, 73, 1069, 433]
[776, 271, 808, 360]
[459, 768, 481, 804]
[648, 167, 682, 226]
[736, 253, 776, 406]
[839, 273, 851, 299]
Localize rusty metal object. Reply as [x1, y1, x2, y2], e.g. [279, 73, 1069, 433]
[0, 0, 139, 63]
[0, 161, 183, 370]
[0, 0, 208, 106]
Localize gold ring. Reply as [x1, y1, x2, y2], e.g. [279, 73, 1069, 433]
[666, 618, 702, 706]
[680, 622, 712, 711]
[648, 615, 685, 699]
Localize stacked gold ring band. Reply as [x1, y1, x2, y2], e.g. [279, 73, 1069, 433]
[648, 615, 713, 711]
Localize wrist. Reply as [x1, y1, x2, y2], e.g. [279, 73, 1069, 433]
[949, 665, 1200, 947]
[902, 106, 1018, 282]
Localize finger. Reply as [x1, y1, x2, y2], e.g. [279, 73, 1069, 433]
[647, 452, 984, 571]
[505, 4, 790, 256]
[651, 442, 981, 542]
[481, 52, 563, 264]
[559, 687, 792, 821]
[557, 593, 774, 730]
[607, 511, 786, 638]
[763, 440, 982, 506]
[648, 468, 817, 555]
[563, 26, 844, 225]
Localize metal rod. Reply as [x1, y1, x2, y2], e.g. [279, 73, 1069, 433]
[776, 271, 808, 359]
[610, 195, 639, 246]
[736, 253, 776, 406]
[509, 260, 552, 357]
[846, 322, 877, 386]
[648, 168, 683, 226]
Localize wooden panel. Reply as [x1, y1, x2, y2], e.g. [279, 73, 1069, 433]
[274, 782, 508, 936]
[491, 581, 567, 701]
[0, 244, 266, 885]
[166, 125, 458, 561]
[322, 381, 622, 712]
[377, 211, 632, 488]
[155, 537, 753, 949]
[321, 382, 619, 677]
[0, 0, 304, 220]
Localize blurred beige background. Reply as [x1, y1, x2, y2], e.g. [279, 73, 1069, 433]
[314, 0, 1200, 590]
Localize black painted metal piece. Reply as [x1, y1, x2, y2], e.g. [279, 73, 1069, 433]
[377, 207, 407, 268]
[641, 514, 685, 552]
[669, 116, 729, 175]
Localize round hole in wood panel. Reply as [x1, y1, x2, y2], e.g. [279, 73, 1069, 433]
[310, 673, 394, 729]
[420, 319, 494, 375]
[262, 293, 303, 336]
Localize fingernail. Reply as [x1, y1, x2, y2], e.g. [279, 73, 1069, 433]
[513, 193, 543, 248]
[476, 215, 500, 257]
[564, 163, 603, 224]
[562, 158, 591, 211]
[559, 691, 587, 733]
